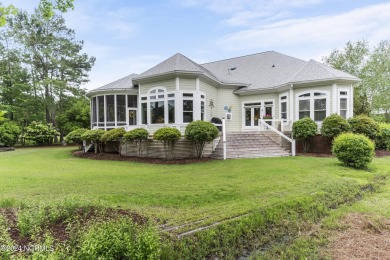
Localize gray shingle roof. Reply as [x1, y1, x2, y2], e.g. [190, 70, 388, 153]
[135, 53, 219, 81]
[89, 74, 138, 94]
[90, 51, 360, 94]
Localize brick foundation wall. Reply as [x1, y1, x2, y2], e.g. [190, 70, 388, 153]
[296, 135, 333, 154]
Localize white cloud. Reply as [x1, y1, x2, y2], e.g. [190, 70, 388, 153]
[215, 3, 390, 59]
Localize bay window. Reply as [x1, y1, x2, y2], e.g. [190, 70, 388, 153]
[298, 91, 328, 121]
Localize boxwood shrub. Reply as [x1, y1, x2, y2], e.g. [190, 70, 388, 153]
[65, 128, 88, 149]
[332, 132, 375, 168]
[292, 117, 317, 153]
[153, 127, 181, 160]
[81, 129, 106, 153]
[123, 128, 149, 155]
[348, 115, 380, 140]
[376, 123, 390, 150]
[185, 121, 219, 158]
[321, 114, 350, 138]
[0, 121, 21, 147]
[101, 128, 127, 154]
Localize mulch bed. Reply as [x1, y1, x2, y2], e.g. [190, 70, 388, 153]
[72, 150, 214, 164]
[0, 147, 15, 152]
[330, 213, 390, 260]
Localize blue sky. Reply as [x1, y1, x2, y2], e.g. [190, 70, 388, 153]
[3, 0, 390, 90]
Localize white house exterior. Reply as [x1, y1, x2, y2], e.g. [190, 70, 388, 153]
[88, 51, 359, 134]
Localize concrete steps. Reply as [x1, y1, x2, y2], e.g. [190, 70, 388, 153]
[211, 131, 291, 159]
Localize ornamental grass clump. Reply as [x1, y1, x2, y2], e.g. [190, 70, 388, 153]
[153, 127, 181, 160]
[185, 120, 219, 158]
[348, 115, 380, 140]
[123, 128, 149, 155]
[321, 114, 350, 138]
[65, 128, 88, 149]
[292, 117, 317, 153]
[332, 132, 375, 168]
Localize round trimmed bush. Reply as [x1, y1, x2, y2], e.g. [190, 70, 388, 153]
[124, 128, 149, 155]
[81, 129, 106, 153]
[321, 114, 350, 138]
[185, 120, 219, 158]
[101, 128, 126, 143]
[153, 127, 181, 160]
[292, 117, 317, 153]
[65, 128, 88, 149]
[25, 121, 59, 145]
[348, 115, 380, 140]
[0, 121, 21, 147]
[332, 133, 375, 168]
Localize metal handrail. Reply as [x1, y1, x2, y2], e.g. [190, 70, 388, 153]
[258, 119, 296, 156]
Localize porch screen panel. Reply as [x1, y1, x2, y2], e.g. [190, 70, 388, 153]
[314, 98, 326, 121]
[128, 95, 137, 108]
[106, 95, 115, 126]
[98, 96, 104, 125]
[92, 97, 97, 127]
[117, 95, 126, 126]
[299, 100, 310, 119]
[183, 100, 193, 123]
[151, 101, 165, 124]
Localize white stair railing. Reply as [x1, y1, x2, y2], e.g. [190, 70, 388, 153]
[222, 119, 227, 160]
[258, 119, 296, 156]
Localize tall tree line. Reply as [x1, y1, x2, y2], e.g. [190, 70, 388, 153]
[323, 40, 390, 121]
[0, 7, 95, 138]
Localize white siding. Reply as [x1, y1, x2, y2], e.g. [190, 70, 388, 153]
[180, 78, 197, 91]
[199, 80, 218, 121]
[140, 79, 176, 95]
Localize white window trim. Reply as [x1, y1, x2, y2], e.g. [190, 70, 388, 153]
[279, 92, 289, 124]
[295, 90, 330, 122]
[241, 99, 275, 130]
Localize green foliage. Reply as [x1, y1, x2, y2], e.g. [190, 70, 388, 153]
[124, 128, 149, 155]
[17, 206, 47, 237]
[292, 117, 317, 153]
[153, 127, 181, 160]
[348, 115, 380, 140]
[332, 133, 375, 168]
[0, 4, 17, 27]
[77, 218, 160, 260]
[376, 123, 390, 150]
[65, 128, 88, 149]
[25, 121, 59, 145]
[56, 99, 90, 136]
[39, 0, 75, 19]
[0, 121, 21, 146]
[101, 128, 126, 143]
[321, 114, 351, 138]
[0, 111, 5, 122]
[185, 120, 219, 158]
[81, 129, 105, 153]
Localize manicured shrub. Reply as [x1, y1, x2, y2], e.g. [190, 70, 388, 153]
[101, 128, 126, 154]
[348, 115, 380, 140]
[332, 133, 375, 168]
[123, 128, 149, 155]
[376, 123, 390, 150]
[185, 120, 219, 158]
[81, 129, 106, 153]
[153, 127, 181, 160]
[0, 121, 21, 147]
[321, 114, 350, 138]
[292, 117, 317, 153]
[65, 128, 88, 149]
[77, 218, 160, 260]
[25, 121, 60, 145]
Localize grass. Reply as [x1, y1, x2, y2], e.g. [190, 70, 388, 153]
[1, 147, 390, 258]
[1, 147, 388, 228]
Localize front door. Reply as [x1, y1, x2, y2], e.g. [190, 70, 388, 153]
[128, 109, 137, 125]
[244, 102, 261, 130]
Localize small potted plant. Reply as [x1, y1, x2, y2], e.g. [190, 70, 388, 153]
[263, 114, 273, 126]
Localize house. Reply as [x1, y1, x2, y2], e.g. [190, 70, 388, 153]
[87, 51, 359, 158]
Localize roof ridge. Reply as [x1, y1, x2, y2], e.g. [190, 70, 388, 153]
[97, 73, 138, 89]
[200, 50, 273, 65]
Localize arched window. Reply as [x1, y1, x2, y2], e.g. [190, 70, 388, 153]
[141, 87, 175, 124]
[297, 91, 329, 121]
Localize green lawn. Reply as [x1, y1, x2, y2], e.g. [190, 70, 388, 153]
[1, 147, 389, 229]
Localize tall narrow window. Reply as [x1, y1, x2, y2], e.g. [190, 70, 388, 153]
[280, 96, 287, 120]
[201, 101, 205, 121]
[168, 100, 175, 123]
[183, 100, 193, 123]
[299, 99, 310, 119]
[314, 98, 326, 121]
[339, 91, 348, 119]
[150, 101, 164, 124]
[141, 103, 147, 124]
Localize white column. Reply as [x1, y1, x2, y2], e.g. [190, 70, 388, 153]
[194, 77, 201, 120]
[114, 94, 117, 127]
[332, 83, 338, 114]
[350, 84, 354, 118]
[175, 77, 181, 124]
[138, 84, 141, 125]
